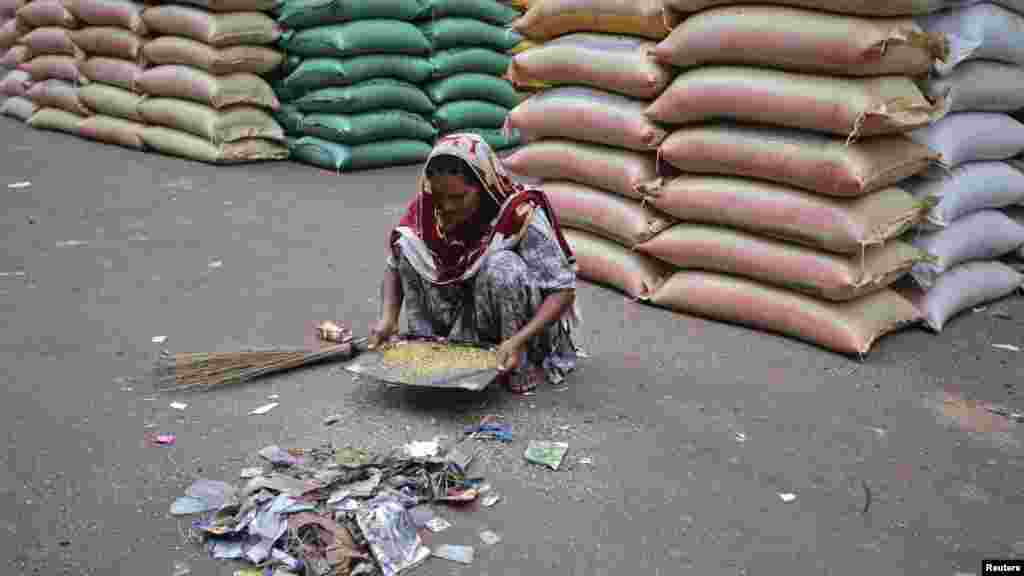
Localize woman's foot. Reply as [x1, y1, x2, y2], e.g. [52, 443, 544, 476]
[496, 367, 543, 394]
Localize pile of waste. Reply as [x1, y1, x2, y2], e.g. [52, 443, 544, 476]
[169, 440, 495, 576]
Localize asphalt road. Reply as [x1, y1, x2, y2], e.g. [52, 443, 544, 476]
[2, 118, 1023, 576]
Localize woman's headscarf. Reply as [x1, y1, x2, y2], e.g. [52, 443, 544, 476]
[391, 133, 575, 286]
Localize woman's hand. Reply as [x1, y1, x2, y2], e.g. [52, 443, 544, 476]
[367, 318, 398, 350]
[496, 338, 524, 373]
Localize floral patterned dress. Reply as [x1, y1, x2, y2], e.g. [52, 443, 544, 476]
[388, 208, 579, 388]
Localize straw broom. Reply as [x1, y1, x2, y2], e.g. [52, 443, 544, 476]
[155, 322, 362, 392]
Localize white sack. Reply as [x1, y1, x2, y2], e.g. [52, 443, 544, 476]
[919, 3, 1024, 75]
[903, 260, 1023, 331]
[909, 209, 1024, 287]
[908, 160, 1024, 228]
[921, 59, 1024, 112]
[909, 112, 1024, 167]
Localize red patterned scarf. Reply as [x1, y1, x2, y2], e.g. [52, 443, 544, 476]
[391, 133, 575, 286]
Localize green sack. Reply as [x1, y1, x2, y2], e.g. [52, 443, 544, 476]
[291, 136, 432, 171]
[432, 100, 508, 132]
[294, 79, 436, 116]
[271, 78, 300, 103]
[427, 0, 520, 25]
[282, 56, 433, 96]
[429, 48, 511, 79]
[283, 54, 303, 75]
[300, 110, 437, 145]
[280, 20, 431, 58]
[424, 73, 520, 108]
[274, 104, 304, 133]
[419, 18, 523, 52]
[278, 0, 429, 28]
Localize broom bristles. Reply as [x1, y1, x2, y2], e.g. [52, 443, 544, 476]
[155, 339, 356, 392]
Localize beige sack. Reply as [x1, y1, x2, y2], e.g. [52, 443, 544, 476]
[135, 65, 279, 110]
[506, 33, 672, 100]
[545, 180, 675, 247]
[637, 223, 925, 301]
[21, 27, 85, 60]
[138, 97, 284, 144]
[639, 176, 928, 254]
[665, 0, 951, 16]
[507, 87, 666, 151]
[78, 113, 145, 148]
[646, 66, 947, 139]
[655, 6, 947, 76]
[141, 5, 280, 48]
[0, 19, 28, 52]
[25, 78, 91, 115]
[142, 37, 283, 76]
[16, 1, 77, 28]
[649, 271, 922, 356]
[140, 125, 288, 164]
[171, 0, 279, 12]
[19, 54, 88, 84]
[503, 139, 657, 200]
[512, 0, 680, 41]
[64, 0, 147, 35]
[71, 27, 144, 61]
[80, 57, 143, 90]
[78, 82, 143, 120]
[27, 106, 83, 134]
[563, 227, 671, 300]
[658, 124, 940, 197]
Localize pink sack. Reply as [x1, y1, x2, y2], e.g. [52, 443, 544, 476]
[71, 27, 145, 61]
[16, 0, 77, 28]
[25, 78, 91, 115]
[650, 271, 923, 357]
[21, 27, 85, 59]
[503, 139, 658, 199]
[506, 86, 666, 151]
[646, 66, 948, 139]
[80, 56, 143, 90]
[0, 67, 31, 96]
[64, 0, 146, 35]
[19, 55, 87, 84]
[0, 44, 30, 68]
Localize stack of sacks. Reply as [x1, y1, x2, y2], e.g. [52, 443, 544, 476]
[58, 0, 150, 149]
[545, 2, 960, 355]
[888, 2, 1024, 331]
[136, 1, 287, 163]
[10, 0, 95, 134]
[275, 0, 437, 172]
[417, 0, 526, 151]
[0, 0, 32, 120]
[502, 0, 681, 305]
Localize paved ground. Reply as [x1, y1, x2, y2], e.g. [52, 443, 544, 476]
[2, 118, 1023, 576]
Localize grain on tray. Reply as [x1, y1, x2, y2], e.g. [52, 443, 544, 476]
[380, 340, 496, 378]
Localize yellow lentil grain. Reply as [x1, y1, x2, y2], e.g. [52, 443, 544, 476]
[380, 341, 496, 378]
